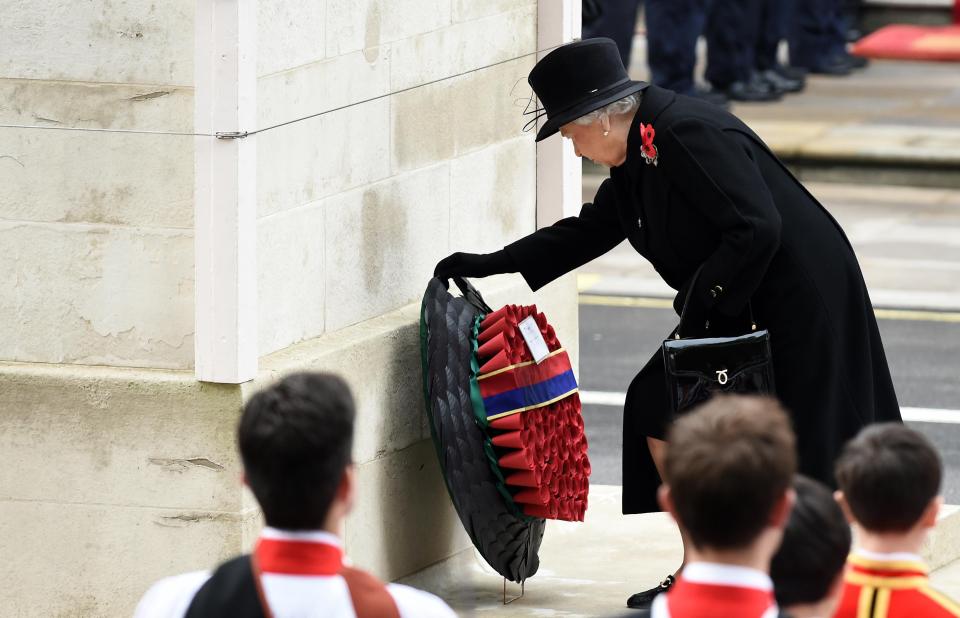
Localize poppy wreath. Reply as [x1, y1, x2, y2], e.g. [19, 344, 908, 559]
[419, 277, 591, 583]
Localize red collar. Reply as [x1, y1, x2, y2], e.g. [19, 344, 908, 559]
[254, 536, 344, 576]
[666, 579, 776, 618]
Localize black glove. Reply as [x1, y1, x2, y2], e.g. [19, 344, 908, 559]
[433, 250, 516, 280]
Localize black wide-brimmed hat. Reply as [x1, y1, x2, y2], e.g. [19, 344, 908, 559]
[526, 38, 648, 142]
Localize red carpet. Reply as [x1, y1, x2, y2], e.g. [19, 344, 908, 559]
[852, 25, 960, 62]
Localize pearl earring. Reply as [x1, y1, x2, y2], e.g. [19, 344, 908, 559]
[603, 130, 609, 137]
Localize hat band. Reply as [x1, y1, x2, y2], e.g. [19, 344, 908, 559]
[543, 76, 633, 123]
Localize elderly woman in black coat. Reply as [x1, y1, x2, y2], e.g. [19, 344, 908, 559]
[434, 38, 901, 608]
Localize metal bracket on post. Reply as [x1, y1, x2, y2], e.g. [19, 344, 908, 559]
[503, 578, 525, 605]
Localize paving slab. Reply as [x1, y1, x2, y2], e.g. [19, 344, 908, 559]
[932, 558, 960, 601]
[401, 485, 960, 616]
[400, 485, 682, 618]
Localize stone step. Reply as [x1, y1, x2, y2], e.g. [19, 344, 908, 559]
[400, 485, 960, 616]
[748, 121, 960, 190]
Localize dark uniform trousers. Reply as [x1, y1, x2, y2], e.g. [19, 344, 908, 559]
[704, 0, 764, 88]
[755, 0, 793, 71]
[789, 0, 846, 69]
[645, 0, 715, 94]
[582, 0, 645, 69]
[647, 0, 770, 92]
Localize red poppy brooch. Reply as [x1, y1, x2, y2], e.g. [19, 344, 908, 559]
[639, 122, 658, 166]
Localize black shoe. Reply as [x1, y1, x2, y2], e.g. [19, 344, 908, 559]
[690, 86, 730, 108]
[807, 54, 853, 76]
[774, 63, 808, 81]
[627, 574, 676, 609]
[759, 68, 805, 93]
[844, 53, 869, 69]
[720, 75, 782, 102]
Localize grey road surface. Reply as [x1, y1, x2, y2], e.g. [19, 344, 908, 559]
[579, 302, 960, 502]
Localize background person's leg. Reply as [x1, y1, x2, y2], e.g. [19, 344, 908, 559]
[704, 0, 750, 89]
[790, 0, 850, 73]
[645, 0, 711, 95]
[583, 0, 645, 69]
[756, 0, 806, 91]
[756, 0, 788, 71]
[706, 0, 780, 100]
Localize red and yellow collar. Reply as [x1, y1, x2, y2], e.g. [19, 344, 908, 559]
[845, 552, 929, 590]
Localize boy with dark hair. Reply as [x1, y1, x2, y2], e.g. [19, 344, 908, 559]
[135, 372, 455, 618]
[651, 395, 797, 618]
[770, 475, 851, 618]
[834, 423, 960, 618]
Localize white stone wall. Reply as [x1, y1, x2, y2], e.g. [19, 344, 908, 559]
[0, 1, 196, 369]
[1, 2, 581, 614]
[256, 0, 539, 356]
[1, 0, 540, 367]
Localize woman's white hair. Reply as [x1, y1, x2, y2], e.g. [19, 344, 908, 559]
[573, 93, 641, 126]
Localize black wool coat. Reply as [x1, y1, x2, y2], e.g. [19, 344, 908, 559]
[504, 85, 901, 514]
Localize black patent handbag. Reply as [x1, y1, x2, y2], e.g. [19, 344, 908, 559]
[662, 269, 775, 415]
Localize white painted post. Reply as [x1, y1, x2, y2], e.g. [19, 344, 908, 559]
[194, 0, 258, 383]
[536, 0, 582, 228]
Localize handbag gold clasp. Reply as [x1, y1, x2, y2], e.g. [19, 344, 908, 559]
[716, 369, 729, 385]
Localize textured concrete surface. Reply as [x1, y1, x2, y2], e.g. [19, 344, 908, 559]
[0, 222, 195, 368]
[0, 79, 194, 368]
[401, 485, 684, 618]
[256, 0, 538, 355]
[257, 204, 326, 356]
[0, 363, 250, 616]
[257, 0, 327, 77]
[404, 485, 960, 617]
[1, 0, 195, 369]
[390, 5, 535, 90]
[0, 0, 193, 85]
[323, 164, 452, 333]
[257, 98, 393, 220]
[390, 56, 535, 172]
[256, 48, 391, 129]
[450, 137, 537, 255]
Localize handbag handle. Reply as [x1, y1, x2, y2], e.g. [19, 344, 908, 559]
[452, 276, 493, 314]
[675, 266, 757, 340]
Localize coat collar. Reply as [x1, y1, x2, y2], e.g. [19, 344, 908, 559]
[255, 528, 345, 576]
[618, 85, 676, 175]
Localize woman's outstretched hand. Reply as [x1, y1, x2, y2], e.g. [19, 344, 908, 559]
[433, 250, 515, 279]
